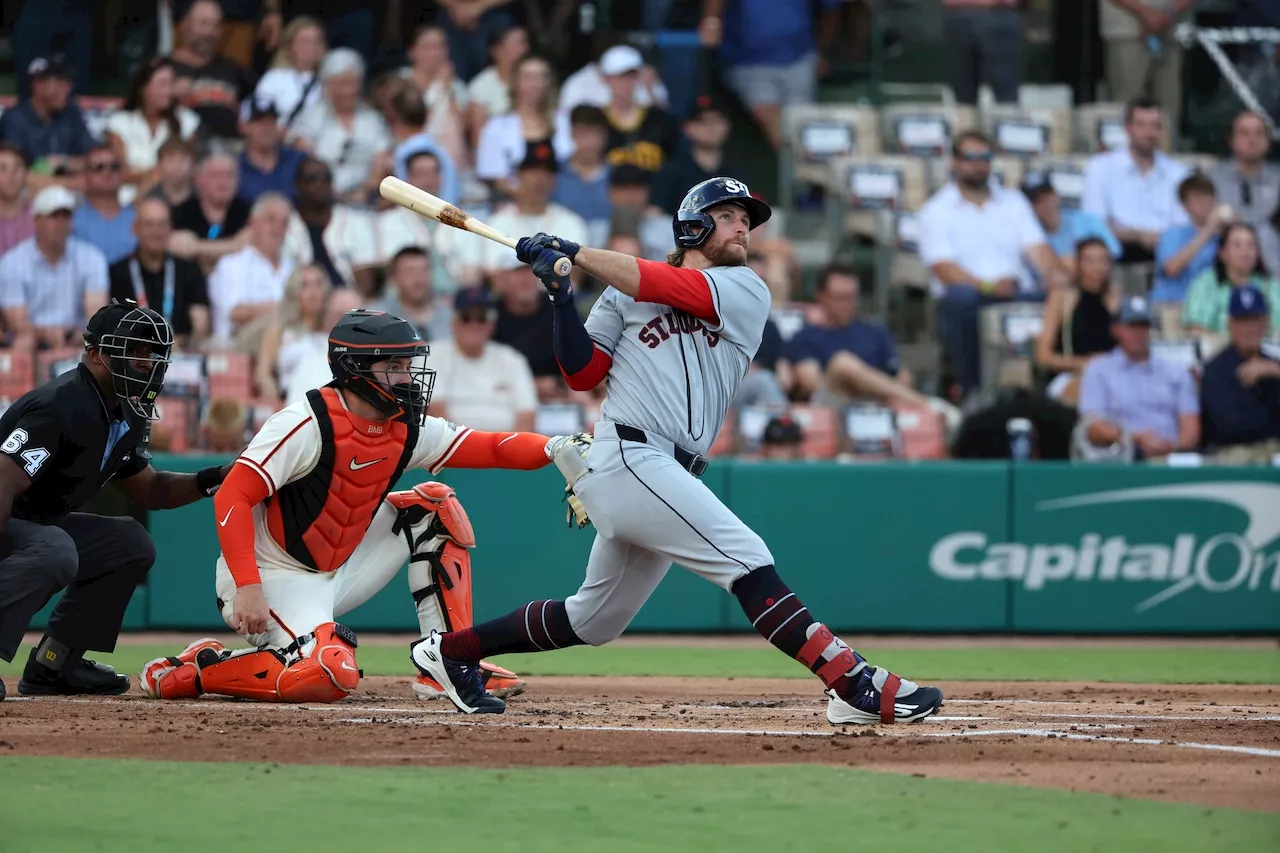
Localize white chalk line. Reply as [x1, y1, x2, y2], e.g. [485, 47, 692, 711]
[332, 716, 1280, 758]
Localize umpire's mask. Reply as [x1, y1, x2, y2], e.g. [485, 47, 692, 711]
[86, 300, 174, 421]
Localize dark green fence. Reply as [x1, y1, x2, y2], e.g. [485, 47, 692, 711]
[29, 458, 1280, 635]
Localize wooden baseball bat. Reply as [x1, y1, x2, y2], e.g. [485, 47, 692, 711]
[379, 176, 573, 277]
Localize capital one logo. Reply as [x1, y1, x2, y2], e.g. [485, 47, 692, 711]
[929, 483, 1280, 612]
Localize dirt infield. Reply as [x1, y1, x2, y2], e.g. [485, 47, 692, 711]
[2, 674, 1276, 812]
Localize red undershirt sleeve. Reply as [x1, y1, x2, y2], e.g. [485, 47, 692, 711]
[635, 259, 718, 324]
[213, 463, 272, 588]
[440, 431, 552, 470]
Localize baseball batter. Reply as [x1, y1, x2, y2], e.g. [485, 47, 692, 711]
[140, 309, 587, 703]
[412, 177, 944, 724]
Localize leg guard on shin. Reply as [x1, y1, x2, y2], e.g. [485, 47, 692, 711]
[198, 623, 361, 703]
[390, 482, 475, 633]
[389, 482, 525, 700]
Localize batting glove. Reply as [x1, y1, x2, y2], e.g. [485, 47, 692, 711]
[516, 232, 580, 264]
[532, 247, 573, 303]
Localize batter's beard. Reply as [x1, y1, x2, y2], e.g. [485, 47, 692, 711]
[702, 240, 748, 267]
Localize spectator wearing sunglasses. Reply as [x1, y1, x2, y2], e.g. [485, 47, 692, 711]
[1207, 111, 1280, 274]
[426, 285, 538, 434]
[919, 131, 1063, 399]
[72, 145, 137, 264]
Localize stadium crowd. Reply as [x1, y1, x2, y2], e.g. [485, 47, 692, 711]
[0, 0, 1276, 465]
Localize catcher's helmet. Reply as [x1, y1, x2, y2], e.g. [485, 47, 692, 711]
[328, 310, 435, 424]
[672, 177, 772, 249]
[84, 299, 174, 421]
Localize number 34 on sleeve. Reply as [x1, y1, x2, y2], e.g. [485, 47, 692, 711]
[2, 428, 51, 477]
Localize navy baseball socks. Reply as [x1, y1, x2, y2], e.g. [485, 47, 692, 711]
[440, 600, 586, 660]
[732, 566, 944, 724]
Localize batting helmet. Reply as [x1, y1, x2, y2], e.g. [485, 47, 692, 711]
[328, 310, 435, 424]
[672, 177, 772, 249]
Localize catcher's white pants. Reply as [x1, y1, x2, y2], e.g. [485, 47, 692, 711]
[564, 427, 774, 646]
[215, 501, 431, 653]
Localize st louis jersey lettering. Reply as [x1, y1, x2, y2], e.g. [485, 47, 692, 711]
[584, 264, 771, 455]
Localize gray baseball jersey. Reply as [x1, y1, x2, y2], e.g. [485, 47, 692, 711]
[583, 265, 771, 456]
[559, 263, 776, 645]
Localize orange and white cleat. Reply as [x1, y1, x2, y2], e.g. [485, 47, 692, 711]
[413, 660, 526, 701]
[140, 638, 226, 699]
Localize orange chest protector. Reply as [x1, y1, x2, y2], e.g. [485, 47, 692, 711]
[266, 386, 418, 573]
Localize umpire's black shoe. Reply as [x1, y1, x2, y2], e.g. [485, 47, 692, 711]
[18, 651, 131, 696]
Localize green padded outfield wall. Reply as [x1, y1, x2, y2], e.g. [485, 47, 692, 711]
[137, 457, 1280, 634]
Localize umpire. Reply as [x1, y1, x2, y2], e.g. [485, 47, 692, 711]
[0, 300, 229, 699]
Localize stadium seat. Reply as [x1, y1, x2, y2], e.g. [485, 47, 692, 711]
[880, 103, 979, 157]
[1072, 102, 1131, 153]
[35, 348, 82, 384]
[0, 348, 36, 402]
[789, 404, 840, 459]
[205, 352, 254, 401]
[980, 105, 1071, 157]
[1026, 155, 1091, 208]
[923, 154, 1023, 194]
[150, 397, 196, 453]
[534, 403, 586, 436]
[781, 104, 881, 208]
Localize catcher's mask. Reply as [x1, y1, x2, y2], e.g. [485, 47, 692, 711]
[328, 309, 435, 424]
[84, 300, 174, 421]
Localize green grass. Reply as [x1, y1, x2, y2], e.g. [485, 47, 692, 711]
[4, 642, 1278, 684]
[0, 758, 1275, 852]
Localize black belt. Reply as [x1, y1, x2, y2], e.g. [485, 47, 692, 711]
[614, 424, 709, 477]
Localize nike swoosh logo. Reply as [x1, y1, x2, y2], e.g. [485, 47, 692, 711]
[349, 457, 388, 471]
[219, 507, 234, 527]
[340, 661, 359, 672]
[497, 434, 518, 447]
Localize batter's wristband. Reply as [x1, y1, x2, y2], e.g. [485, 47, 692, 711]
[196, 465, 227, 497]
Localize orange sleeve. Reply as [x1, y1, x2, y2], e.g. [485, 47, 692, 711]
[212, 463, 271, 588]
[440, 431, 552, 470]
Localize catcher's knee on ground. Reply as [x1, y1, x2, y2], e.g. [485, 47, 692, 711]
[198, 622, 361, 703]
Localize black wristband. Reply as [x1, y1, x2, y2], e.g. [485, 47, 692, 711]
[195, 465, 228, 497]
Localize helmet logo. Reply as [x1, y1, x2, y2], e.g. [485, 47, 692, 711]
[724, 179, 745, 193]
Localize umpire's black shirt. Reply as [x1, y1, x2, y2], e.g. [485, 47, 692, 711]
[0, 364, 149, 524]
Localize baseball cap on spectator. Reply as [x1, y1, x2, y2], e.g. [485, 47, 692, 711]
[240, 96, 279, 123]
[763, 414, 804, 446]
[599, 45, 643, 77]
[27, 55, 71, 81]
[454, 286, 496, 312]
[609, 164, 651, 189]
[1115, 295, 1154, 326]
[686, 94, 727, 122]
[517, 142, 558, 173]
[1020, 171, 1055, 204]
[569, 104, 610, 129]
[1229, 285, 1269, 318]
[32, 185, 77, 216]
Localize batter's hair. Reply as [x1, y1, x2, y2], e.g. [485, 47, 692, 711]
[667, 247, 687, 267]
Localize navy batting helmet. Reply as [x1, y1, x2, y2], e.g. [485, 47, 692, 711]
[672, 177, 772, 249]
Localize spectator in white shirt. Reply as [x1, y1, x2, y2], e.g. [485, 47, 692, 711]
[558, 39, 669, 115]
[287, 48, 393, 204]
[465, 25, 530, 149]
[919, 131, 1062, 398]
[255, 263, 330, 403]
[253, 16, 326, 131]
[474, 142, 589, 276]
[400, 24, 469, 173]
[207, 192, 294, 349]
[0, 186, 108, 351]
[1082, 96, 1189, 263]
[282, 156, 379, 295]
[377, 150, 469, 297]
[475, 53, 573, 191]
[427, 285, 538, 433]
[373, 246, 452, 342]
[105, 57, 201, 202]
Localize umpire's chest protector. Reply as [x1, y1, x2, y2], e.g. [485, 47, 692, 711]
[266, 387, 417, 573]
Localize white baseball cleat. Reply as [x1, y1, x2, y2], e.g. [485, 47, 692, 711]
[409, 631, 505, 714]
[826, 666, 944, 725]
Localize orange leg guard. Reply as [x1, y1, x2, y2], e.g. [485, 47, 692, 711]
[198, 623, 362, 703]
[391, 482, 475, 631]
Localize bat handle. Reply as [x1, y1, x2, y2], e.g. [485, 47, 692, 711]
[553, 257, 573, 277]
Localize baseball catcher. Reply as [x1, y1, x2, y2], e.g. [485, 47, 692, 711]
[141, 309, 586, 703]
